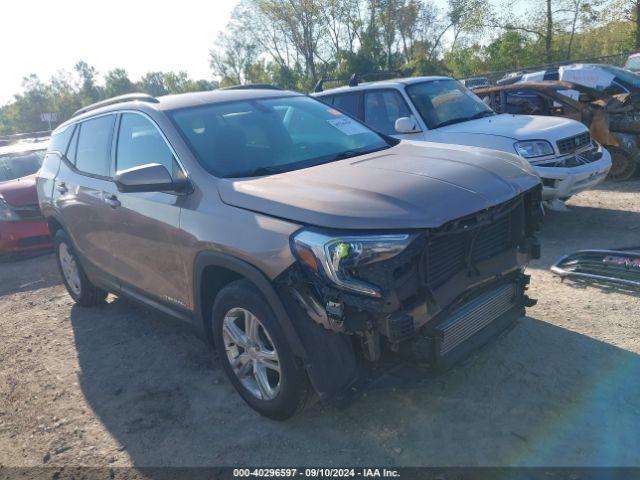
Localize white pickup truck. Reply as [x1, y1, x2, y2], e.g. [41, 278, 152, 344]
[313, 76, 612, 201]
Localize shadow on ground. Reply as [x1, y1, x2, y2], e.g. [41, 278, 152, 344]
[69, 298, 640, 467]
[0, 251, 60, 297]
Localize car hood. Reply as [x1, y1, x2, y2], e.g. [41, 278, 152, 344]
[218, 141, 541, 230]
[0, 174, 38, 207]
[436, 113, 588, 143]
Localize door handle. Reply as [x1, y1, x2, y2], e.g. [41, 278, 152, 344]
[56, 182, 67, 194]
[104, 193, 121, 209]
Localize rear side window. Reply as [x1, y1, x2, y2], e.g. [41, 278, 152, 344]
[75, 115, 115, 177]
[116, 113, 178, 177]
[364, 90, 412, 135]
[49, 124, 75, 154]
[66, 126, 79, 164]
[332, 93, 361, 118]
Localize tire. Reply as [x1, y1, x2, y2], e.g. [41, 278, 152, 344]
[607, 147, 638, 182]
[54, 230, 107, 307]
[212, 279, 310, 420]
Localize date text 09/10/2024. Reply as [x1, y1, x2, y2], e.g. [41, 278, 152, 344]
[232, 468, 401, 478]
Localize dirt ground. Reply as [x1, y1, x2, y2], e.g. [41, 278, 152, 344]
[1, 180, 639, 469]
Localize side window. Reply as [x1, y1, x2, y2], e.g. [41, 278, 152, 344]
[116, 113, 177, 177]
[66, 125, 79, 164]
[75, 115, 115, 176]
[364, 90, 412, 135]
[49, 124, 75, 154]
[332, 94, 361, 118]
[317, 95, 333, 105]
[505, 91, 546, 115]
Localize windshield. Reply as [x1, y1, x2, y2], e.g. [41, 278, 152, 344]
[405, 79, 495, 129]
[169, 95, 391, 178]
[0, 150, 45, 182]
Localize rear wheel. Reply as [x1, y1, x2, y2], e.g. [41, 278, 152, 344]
[212, 279, 310, 420]
[607, 147, 637, 181]
[54, 230, 107, 306]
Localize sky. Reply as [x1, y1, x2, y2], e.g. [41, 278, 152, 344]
[0, 0, 239, 105]
[1, 0, 506, 107]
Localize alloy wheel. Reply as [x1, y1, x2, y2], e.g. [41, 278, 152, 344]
[59, 242, 81, 296]
[222, 307, 281, 400]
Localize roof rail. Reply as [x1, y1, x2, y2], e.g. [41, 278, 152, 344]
[222, 83, 282, 91]
[72, 93, 159, 118]
[314, 70, 404, 92]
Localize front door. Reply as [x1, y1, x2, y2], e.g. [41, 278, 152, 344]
[105, 112, 190, 310]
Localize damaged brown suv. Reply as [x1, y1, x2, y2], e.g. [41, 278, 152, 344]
[38, 89, 542, 419]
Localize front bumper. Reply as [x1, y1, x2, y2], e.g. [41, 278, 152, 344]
[0, 220, 52, 253]
[534, 148, 612, 200]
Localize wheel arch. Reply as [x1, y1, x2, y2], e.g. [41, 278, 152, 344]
[193, 251, 306, 359]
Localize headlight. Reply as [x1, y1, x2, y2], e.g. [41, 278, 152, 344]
[0, 195, 19, 222]
[291, 230, 417, 298]
[514, 140, 554, 158]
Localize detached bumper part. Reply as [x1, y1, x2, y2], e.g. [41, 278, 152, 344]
[551, 249, 640, 289]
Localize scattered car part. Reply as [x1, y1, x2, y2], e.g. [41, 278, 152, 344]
[551, 248, 640, 290]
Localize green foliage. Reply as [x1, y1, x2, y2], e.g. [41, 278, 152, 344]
[0, 63, 219, 135]
[1, 0, 636, 135]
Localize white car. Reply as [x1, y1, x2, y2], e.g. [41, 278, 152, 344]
[313, 76, 612, 201]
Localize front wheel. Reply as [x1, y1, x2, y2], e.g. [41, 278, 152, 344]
[607, 147, 637, 181]
[212, 279, 310, 420]
[54, 230, 107, 307]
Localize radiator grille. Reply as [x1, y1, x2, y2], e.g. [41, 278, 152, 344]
[556, 132, 591, 155]
[437, 282, 516, 355]
[423, 199, 525, 290]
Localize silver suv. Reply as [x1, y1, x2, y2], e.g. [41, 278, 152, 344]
[38, 89, 542, 419]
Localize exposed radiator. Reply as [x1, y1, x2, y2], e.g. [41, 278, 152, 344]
[436, 282, 517, 355]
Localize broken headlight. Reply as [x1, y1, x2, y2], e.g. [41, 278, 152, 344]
[291, 230, 417, 298]
[514, 140, 554, 158]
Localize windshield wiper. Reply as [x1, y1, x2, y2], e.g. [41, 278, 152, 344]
[227, 166, 287, 178]
[434, 110, 495, 129]
[330, 145, 390, 161]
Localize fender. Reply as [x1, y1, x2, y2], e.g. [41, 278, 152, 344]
[194, 251, 358, 399]
[193, 251, 306, 359]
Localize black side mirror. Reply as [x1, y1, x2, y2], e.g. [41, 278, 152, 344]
[114, 163, 190, 194]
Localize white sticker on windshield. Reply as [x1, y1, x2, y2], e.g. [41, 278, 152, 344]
[326, 117, 370, 136]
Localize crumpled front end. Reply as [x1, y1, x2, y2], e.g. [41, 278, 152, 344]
[278, 185, 543, 370]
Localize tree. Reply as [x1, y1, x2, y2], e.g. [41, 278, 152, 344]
[137, 72, 170, 96]
[210, 29, 259, 85]
[104, 69, 136, 98]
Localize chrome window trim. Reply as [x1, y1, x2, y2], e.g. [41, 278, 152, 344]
[114, 109, 189, 179]
[58, 109, 189, 181]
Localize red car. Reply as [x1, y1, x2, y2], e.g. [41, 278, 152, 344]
[0, 139, 52, 254]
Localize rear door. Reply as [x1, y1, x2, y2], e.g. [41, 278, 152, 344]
[53, 114, 119, 288]
[105, 112, 190, 310]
